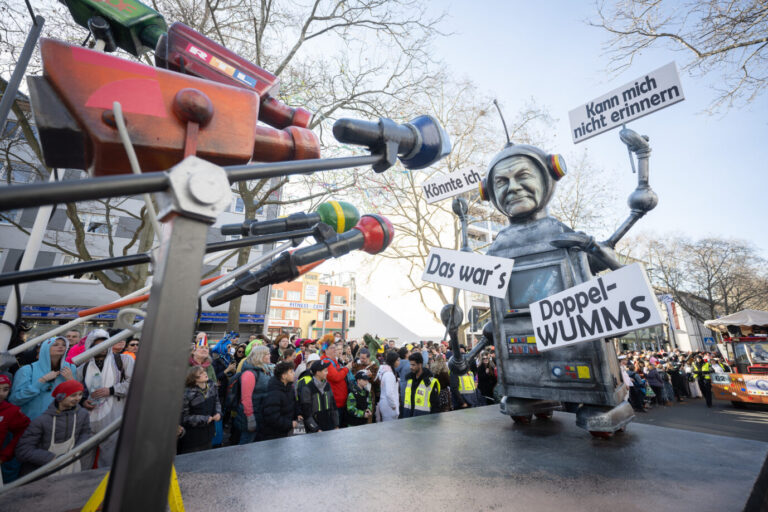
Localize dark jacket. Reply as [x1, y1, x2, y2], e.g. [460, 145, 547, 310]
[179, 384, 220, 453]
[261, 376, 298, 440]
[346, 383, 373, 426]
[477, 362, 497, 399]
[299, 378, 338, 433]
[402, 368, 441, 417]
[645, 368, 664, 388]
[15, 401, 91, 475]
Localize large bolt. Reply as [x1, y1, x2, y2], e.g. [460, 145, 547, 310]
[172, 88, 214, 127]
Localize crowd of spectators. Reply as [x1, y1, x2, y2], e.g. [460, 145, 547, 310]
[1, 325, 734, 486]
[618, 348, 731, 410]
[0, 329, 496, 485]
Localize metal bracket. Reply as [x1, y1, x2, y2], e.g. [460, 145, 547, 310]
[157, 156, 231, 223]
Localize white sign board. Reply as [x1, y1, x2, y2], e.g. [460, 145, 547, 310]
[421, 247, 514, 298]
[422, 169, 482, 204]
[530, 263, 663, 352]
[304, 284, 318, 302]
[568, 62, 685, 144]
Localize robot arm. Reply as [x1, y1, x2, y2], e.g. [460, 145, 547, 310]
[550, 128, 656, 271]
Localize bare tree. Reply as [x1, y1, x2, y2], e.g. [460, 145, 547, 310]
[549, 149, 620, 237]
[1, 0, 448, 329]
[591, 0, 768, 111]
[644, 235, 768, 322]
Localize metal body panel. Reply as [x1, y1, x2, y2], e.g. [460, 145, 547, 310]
[487, 217, 625, 408]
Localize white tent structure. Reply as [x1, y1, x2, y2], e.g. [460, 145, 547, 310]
[704, 309, 768, 333]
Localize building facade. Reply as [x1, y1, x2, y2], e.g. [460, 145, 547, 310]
[266, 271, 353, 339]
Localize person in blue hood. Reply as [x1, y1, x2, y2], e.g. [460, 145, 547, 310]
[10, 336, 77, 421]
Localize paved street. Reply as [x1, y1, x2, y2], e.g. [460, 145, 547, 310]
[630, 396, 768, 443]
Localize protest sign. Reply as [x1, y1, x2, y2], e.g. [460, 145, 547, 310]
[568, 62, 685, 144]
[530, 263, 663, 352]
[421, 247, 514, 298]
[421, 168, 482, 204]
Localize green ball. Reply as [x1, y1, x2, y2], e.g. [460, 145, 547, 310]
[316, 201, 360, 233]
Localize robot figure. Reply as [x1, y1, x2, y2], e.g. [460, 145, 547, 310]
[465, 128, 656, 436]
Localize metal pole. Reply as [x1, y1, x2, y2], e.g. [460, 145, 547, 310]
[0, 170, 56, 352]
[0, 15, 45, 132]
[0, 154, 382, 211]
[320, 290, 330, 338]
[103, 215, 211, 511]
[0, 229, 309, 288]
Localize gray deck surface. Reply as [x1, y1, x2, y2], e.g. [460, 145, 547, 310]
[2, 405, 766, 511]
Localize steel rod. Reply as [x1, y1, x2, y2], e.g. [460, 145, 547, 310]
[0, 154, 382, 211]
[0, 229, 312, 288]
[0, 16, 44, 131]
[6, 250, 235, 356]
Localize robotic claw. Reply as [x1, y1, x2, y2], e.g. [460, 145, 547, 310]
[447, 128, 657, 437]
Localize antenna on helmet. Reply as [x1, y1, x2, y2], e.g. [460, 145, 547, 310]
[493, 99, 512, 147]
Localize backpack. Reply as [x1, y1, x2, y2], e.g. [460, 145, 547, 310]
[114, 353, 126, 383]
[224, 368, 258, 412]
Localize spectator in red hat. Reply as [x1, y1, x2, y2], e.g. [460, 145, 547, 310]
[0, 373, 30, 484]
[16, 380, 92, 476]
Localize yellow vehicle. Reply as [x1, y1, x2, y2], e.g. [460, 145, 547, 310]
[711, 337, 768, 407]
[704, 309, 768, 408]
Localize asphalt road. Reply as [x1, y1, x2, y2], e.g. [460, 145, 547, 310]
[630, 395, 768, 442]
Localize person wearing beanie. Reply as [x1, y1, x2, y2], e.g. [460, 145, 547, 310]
[10, 336, 77, 422]
[260, 362, 299, 440]
[78, 329, 134, 468]
[299, 360, 338, 433]
[15, 380, 92, 476]
[0, 373, 30, 484]
[295, 352, 320, 397]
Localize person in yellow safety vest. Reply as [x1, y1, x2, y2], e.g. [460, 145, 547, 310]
[402, 353, 440, 418]
[692, 355, 713, 408]
[449, 369, 480, 409]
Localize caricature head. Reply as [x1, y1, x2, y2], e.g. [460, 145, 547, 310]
[479, 144, 566, 222]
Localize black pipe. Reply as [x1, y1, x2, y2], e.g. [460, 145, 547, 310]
[0, 228, 315, 288]
[0, 154, 382, 211]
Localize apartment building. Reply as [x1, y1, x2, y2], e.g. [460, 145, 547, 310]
[266, 272, 353, 339]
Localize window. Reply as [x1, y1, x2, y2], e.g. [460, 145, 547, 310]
[318, 311, 325, 321]
[285, 310, 299, 320]
[333, 295, 346, 305]
[269, 309, 282, 320]
[232, 196, 245, 214]
[76, 213, 112, 235]
[1, 162, 36, 184]
[61, 255, 98, 281]
[1, 120, 19, 138]
[271, 288, 284, 299]
[332, 312, 343, 322]
[286, 290, 301, 301]
[0, 210, 20, 224]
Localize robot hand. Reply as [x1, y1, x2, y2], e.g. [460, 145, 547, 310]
[550, 232, 622, 272]
[619, 128, 650, 154]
